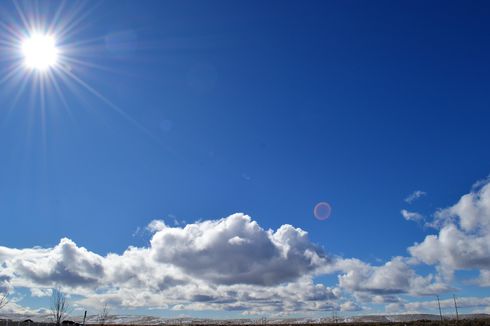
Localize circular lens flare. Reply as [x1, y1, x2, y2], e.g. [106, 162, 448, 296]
[22, 33, 59, 71]
[314, 202, 332, 221]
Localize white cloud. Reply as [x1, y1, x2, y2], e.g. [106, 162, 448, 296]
[401, 209, 424, 222]
[388, 296, 490, 314]
[340, 301, 362, 312]
[2, 180, 490, 317]
[0, 300, 48, 316]
[476, 270, 490, 287]
[409, 181, 490, 283]
[0, 238, 104, 289]
[405, 190, 427, 204]
[335, 257, 451, 297]
[0, 274, 11, 293]
[146, 220, 166, 232]
[149, 214, 328, 286]
[30, 287, 52, 298]
[0, 214, 339, 314]
[435, 181, 490, 232]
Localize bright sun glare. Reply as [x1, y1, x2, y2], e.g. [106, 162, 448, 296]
[21, 33, 59, 71]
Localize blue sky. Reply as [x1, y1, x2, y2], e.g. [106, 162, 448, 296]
[1, 0, 490, 319]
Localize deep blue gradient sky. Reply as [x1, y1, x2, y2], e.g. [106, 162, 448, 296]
[1, 0, 490, 318]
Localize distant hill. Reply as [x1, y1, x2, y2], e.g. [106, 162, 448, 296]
[1, 313, 489, 325]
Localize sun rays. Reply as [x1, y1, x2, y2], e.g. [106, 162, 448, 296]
[0, 1, 151, 140]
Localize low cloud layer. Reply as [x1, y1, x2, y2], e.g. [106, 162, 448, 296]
[1, 180, 490, 316]
[0, 214, 340, 315]
[0, 239, 104, 289]
[335, 257, 451, 297]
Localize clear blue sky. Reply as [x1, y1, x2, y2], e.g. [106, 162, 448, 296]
[1, 0, 490, 319]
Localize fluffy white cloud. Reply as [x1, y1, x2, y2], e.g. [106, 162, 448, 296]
[2, 181, 490, 318]
[409, 181, 490, 282]
[0, 214, 342, 314]
[150, 214, 327, 286]
[435, 180, 490, 232]
[409, 224, 490, 274]
[0, 238, 104, 289]
[335, 257, 450, 297]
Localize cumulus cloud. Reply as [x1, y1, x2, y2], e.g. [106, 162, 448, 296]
[434, 180, 490, 232]
[409, 181, 490, 282]
[0, 238, 104, 289]
[401, 209, 424, 222]
[2, 183, 490, 318]
[335, 257, 451, 297]
[405, 190, 427, 204]
[150, 214, 327, 286]
[0, 214, 342, 314]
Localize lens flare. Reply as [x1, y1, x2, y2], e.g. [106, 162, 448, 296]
[314, 202, 332, 221]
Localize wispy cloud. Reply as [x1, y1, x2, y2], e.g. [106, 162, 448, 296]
[401, 209, 424, 222]
[404, 190, 427, 204]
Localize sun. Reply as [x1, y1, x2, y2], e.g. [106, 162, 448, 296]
[0, 2, 147, 137]
[21, 33, 59, 71]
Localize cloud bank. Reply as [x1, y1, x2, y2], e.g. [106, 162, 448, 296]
[0, 214, 341, 315]
[1, 180, 490, 316]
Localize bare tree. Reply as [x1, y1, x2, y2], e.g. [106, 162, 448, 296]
[51, 288, 70, 326]
[0, 292, 8, 310]
[97, 304, 110, 325]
